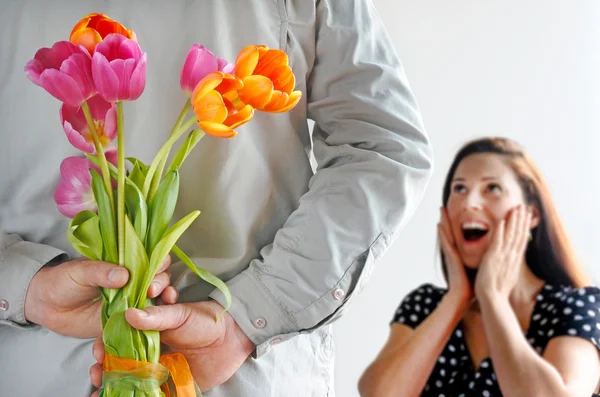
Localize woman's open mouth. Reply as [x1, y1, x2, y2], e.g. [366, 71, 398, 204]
[461, 221, 489, 243]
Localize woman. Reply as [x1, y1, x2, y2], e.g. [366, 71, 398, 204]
[359, 137, 600, 396]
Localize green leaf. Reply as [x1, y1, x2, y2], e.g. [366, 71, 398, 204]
[103, 310, 136, 359]
[66, 210, 103, 261]
[90, 169, 118, 264]
[127, 157, 149, 192]
[124, 177, 148, 244]
[88, 154, 149, 243]
[167, 129, 205, 172]
[172, 244, 231, 316]
[146, 170, 179, 256]
[139, 211, 200, 308]
[121, 216, 150, 310]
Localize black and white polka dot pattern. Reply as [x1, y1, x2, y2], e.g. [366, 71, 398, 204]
[392, 283, 600, 396]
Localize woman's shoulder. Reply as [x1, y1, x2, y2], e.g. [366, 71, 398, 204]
[391, 283, 448, 328]
[540, 283, 600, 307]
[537, 283, 600, 348]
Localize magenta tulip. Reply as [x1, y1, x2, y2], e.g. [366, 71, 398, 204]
[54, 157, 98, 217]
[60, 94, 117, 154]
[54, 155, 117, 218]
[92, 34, 147, 102]
[180, 44, 233, 96]
[24, 41, 96, 107]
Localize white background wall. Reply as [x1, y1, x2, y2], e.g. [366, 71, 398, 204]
[333, 1, 600, 395]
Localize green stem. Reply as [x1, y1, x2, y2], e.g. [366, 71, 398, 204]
[81, 101, 114, 212]
[166, 129, 206, 173]
[116, 101, 125, 266]
[143, 115, 198, 201]
[151, 101, 190, 190]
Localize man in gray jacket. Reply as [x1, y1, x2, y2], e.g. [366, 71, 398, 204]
[0, 0, 433, 395]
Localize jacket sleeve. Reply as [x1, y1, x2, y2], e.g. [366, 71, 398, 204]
[209, 0, 434, 358]
[0, 233, 68, 327]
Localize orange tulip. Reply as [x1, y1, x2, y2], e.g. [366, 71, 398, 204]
[70, 13, 136, 55]
[191, 72, 254, 138]
[234, 45, 302, 113]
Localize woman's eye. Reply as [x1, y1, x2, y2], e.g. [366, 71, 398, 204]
[452, 184, 466, 194]
[487, 183, 502, 193]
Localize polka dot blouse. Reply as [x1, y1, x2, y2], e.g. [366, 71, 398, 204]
[392, 283, 600, 396]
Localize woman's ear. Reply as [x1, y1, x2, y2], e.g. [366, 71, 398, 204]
[529, 205, 541, 229]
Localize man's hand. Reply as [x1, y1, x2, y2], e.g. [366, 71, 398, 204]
[24, 256, 174, 338]
[90, 300, 255, 393]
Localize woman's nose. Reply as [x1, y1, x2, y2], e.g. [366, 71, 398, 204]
[462, 192, 483, 211]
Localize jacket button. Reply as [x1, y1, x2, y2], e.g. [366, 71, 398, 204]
[332, 289, 345, 300]
[253, 317, 267, 328]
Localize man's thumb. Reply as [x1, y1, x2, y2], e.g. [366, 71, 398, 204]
[125, 304, 192, 332]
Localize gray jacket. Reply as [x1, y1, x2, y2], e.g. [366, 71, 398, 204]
[0, 0, 433, 395]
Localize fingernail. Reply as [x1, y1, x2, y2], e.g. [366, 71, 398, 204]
[108, 268, 126, 283]
[138, 309, 149, 317]
[150, 281, 158, 294]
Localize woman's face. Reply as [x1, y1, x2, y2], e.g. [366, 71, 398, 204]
[446, 153, 536, 268]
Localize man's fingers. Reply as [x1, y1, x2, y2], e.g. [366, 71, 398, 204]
[68, 260, 129, 289]
[92, 336, 105, 364]
[125, 304, 192, 332]
[157, 254, 172, 274]
[91, 390, 101, 397]
[157, 286, 179, 305]
[89, 363, 103, 388]
[148, 272, 171, 299]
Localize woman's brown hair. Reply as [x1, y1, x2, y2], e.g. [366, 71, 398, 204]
[441, 137, 590, 288]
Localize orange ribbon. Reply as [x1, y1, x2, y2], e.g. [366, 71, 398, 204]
[103, 353, 196, 396]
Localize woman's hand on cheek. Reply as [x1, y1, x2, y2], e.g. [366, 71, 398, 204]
[474, 205, 532, 301]
[439, 207, 473, 307]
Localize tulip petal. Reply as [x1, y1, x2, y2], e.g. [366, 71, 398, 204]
[39, 69, 85, 107]
[38, 42, 82, 69]
[214, 74, 243, 96]
[234, 45, 261, 79]
[103, 104, 117, 141]
[24, 59, 45, 86]
[61, 52, 95, 100]
[86, 94, 113, 120]
[116, 35, 144, 60]
[70, 27, 103, 55]
[271, 90, 302, 113]
[128, 53, 147, 100]
[60, 157, 93, 191]
[193, 90, 228, 124]
[63, 120, 95, 153]
[192, 72, 224, 102]
[267, 64, 295, 94]
[237, 75, 274, 109]
[261, 91, 289, 113]
[254, 49, 289, 78]
[224, 104, 254, 129]
[92, 52, 119, 102]
[109, 58, 135, 100]
[180, 45, 219, 93]
[198, 121, 237, 138]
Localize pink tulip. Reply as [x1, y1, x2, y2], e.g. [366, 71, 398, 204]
[54, 155, 117, 218]
[180, 44, 233, 96]
[92, 34, 147, 102]
[60, 94, 117, 154]
[24, 41, 96, 107]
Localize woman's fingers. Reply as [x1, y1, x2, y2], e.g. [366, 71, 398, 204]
[438, 223, 461, 267]
[440, 207, 456, 246]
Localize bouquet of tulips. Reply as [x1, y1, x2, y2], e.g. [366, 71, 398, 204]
[24, 13, 301, 397]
